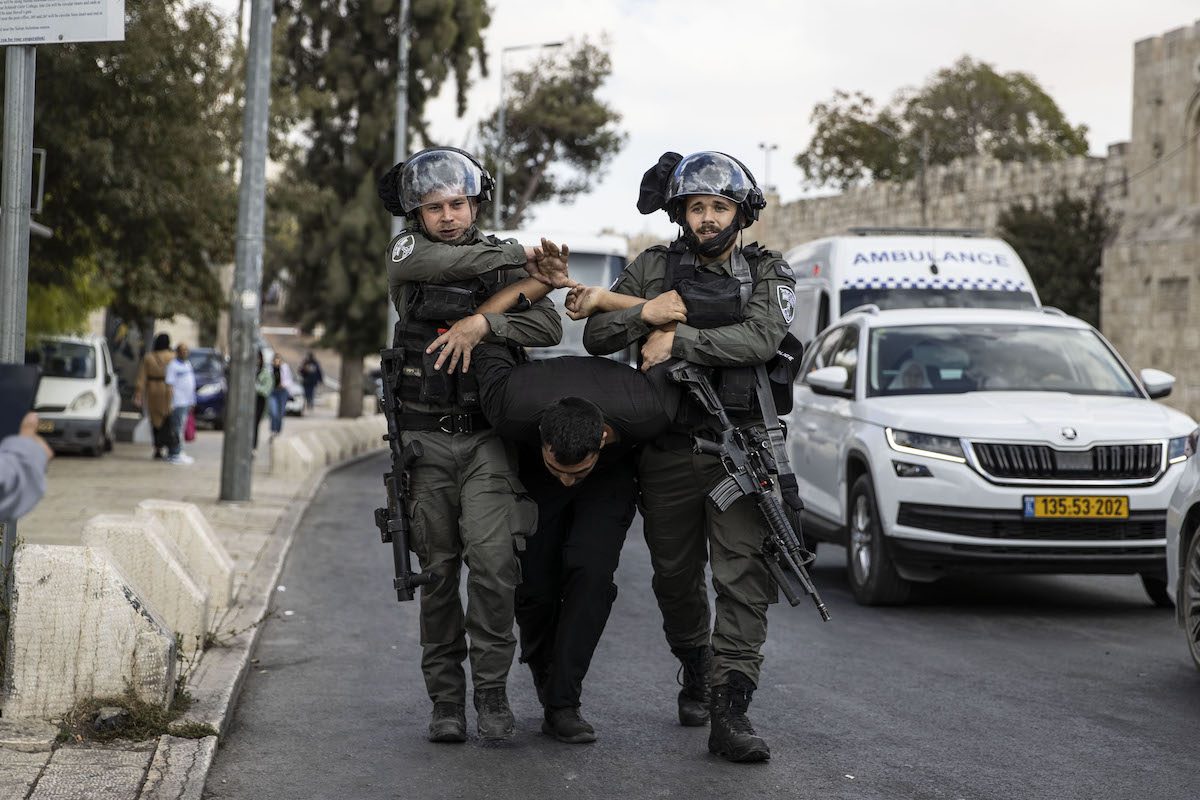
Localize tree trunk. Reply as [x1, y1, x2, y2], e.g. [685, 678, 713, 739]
[338, 352, 364, 418]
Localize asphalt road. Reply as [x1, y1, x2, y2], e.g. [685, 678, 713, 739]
[204, 454, 1199, 800]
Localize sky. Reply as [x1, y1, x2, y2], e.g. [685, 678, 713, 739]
[218, 0, 1199, 241]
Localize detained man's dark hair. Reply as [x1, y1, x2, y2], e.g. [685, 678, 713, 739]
[539, 397, 604, 466]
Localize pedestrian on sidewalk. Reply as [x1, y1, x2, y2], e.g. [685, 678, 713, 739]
[134, 333, 177, 460]
[267, 353, 293, 440]
[164, 343, 197, 465]
[0, 412, 54, 520]
[253, 351, 272, 452]
[299, 351, 323, 410]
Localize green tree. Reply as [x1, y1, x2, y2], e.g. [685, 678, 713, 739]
[997, 192, 1113, 326]
[796, 57, 1089, 189]
[477, 39, 625, 228]
[274, 0, 492, 416]
[25, 0, 238, 336]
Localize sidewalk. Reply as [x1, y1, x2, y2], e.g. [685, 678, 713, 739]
[1, 395, 385, 799]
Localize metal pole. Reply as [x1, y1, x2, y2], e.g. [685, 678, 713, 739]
[385, 0, 410, 345]
[918, 129, 930, 227]
[493, 52, 506, 232]
[220, 0, 274, 502]
[0, 44, 36, 614]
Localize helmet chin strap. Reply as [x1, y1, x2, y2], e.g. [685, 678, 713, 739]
[682, 219, 741, 259]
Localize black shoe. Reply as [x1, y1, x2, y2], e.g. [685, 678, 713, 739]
[152, 449, 163, 460]
[428, 701, 466, 743]
[708, 673, 770, 763]
[541, 706, 597, 744]
[473, 687, 515, 740]
[674, 645, 711, 727]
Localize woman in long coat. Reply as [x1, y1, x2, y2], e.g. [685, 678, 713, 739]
[134, 333, 176, 459]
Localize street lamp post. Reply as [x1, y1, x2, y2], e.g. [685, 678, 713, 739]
[385, 0, 410, 345]
[492, 40, 563, 231]
[757, 142, 778, 192]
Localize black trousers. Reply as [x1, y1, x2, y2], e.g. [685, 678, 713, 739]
[516, 451, 637, 710]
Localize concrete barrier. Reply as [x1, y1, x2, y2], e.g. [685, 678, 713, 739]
[268, 417, 388, 477]
[3, 545, 177, 719]
[82, 515, 209, 655]
[135, 500, 236, 616]
[271, 435, 318, 478]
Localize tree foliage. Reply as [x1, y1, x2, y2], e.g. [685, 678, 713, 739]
[477, 39, 625, 228]
[796, 57, 1089, 189]
[997, 192, 1113, 326]
[25, 0, 238, 333]
[274, 0, 492, 414]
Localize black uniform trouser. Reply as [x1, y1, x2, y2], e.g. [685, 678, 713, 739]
[516, 454, 637, 710]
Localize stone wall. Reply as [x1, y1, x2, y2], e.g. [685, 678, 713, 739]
[754, 153, 1116, 256]
[1101, 19, 1200, 419]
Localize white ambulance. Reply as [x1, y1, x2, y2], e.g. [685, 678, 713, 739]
[784, 227, 1041, 342]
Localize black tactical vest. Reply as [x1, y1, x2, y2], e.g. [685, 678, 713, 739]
[393, 273, 501, 413]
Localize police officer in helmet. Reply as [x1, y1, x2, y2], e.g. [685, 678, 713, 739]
[576, 151, 797, 763]
[378, 147, 563, 743]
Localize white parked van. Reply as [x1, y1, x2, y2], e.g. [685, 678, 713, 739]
[491, 230, 628, 358]
[784, 227, 1041, 342]
[25, 334, 120, 456]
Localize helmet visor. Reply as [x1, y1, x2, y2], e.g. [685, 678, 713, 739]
[399, 150, 485, 213]
[666, 152, 752, 205]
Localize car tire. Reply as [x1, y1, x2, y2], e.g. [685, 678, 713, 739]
[213, 416, 224, 431]
[1140, 574, 1173, 609]
[1184, 531, 1200, 672]
[846, 474, 911, 606]
[103, 432, 113, 452]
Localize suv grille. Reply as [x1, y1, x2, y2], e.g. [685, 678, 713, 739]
[971, 442, 1161, 481]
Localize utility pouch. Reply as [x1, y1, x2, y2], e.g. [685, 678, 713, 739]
[675, 277, 744, 329]
[413, 285, 476, 321]
[458, 372, 481, 411]
[717, 366, 756, 412]
[419, 349, 455, 404]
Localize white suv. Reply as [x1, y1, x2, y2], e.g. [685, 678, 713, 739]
[787, 306, 1197, 606]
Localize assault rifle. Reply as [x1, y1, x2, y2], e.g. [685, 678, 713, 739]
[374, 346, 436, 602]
[668, 361, 830, 621]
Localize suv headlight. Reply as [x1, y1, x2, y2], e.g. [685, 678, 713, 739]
[1168, 428, 1199, 464]
[68, 390, 97, 412]
[196, 382, 223, 399]
[886, 428, 966, 463]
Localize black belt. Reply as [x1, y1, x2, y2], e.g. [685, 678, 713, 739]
[395, 412, 490, 435]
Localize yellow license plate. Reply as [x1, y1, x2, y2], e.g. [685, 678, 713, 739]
[1023, 495, 1129, 519]
[36, 420, 54, 433]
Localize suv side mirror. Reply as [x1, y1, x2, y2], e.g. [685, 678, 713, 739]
[1140, 368, 1175, 399]
[805, 365, 851, 396]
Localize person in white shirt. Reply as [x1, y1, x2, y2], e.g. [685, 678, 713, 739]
[164, 343, 197, 465]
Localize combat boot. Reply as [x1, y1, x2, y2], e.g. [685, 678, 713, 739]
[708, 672, 770, 763]
[673, 645, 711, 726]
[473, 687, 515, 740]
[542, 706, 597, 744]
[427, 701, 467, 743]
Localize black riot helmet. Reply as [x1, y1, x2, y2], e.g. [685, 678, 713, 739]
[377, 147, 495, 218]
[663, 151, 766, 227]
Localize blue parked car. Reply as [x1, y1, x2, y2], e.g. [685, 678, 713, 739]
[189, 347, 228, 429]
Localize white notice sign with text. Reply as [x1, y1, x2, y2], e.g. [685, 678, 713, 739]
[0, 0, 124, 46]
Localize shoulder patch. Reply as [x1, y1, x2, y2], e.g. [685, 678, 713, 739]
[391, 234, 415, 263]
[775, 261, 794, 279]
[777, 285, 797, 324]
